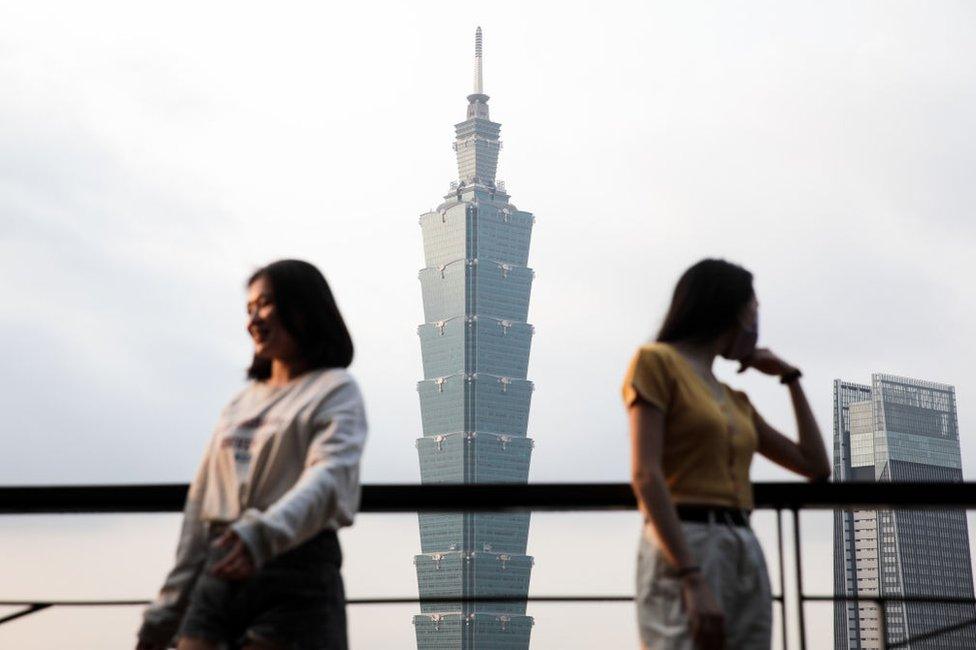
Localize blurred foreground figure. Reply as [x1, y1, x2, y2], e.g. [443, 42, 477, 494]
[137, 259, 367, 650]
[624, 259, 830, 650]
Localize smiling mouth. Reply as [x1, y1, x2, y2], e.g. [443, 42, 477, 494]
[251, 327, 270, 343]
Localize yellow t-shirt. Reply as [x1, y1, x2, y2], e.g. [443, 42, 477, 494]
[622, 342, 758, 510]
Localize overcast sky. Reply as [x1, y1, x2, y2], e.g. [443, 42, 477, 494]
[2, 1, 975, 647]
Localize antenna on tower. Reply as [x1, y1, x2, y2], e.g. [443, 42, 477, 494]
[474, 27, 483, 95]
[465, 26, 490, 119]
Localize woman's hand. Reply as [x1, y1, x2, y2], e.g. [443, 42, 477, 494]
[681, 574, 726, 649]
[737, 347, 796, 378]
[209, 529, 256, 581]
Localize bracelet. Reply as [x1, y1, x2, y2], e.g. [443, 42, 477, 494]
[676, 565, 701, 578]
[780, 368, 803, 385]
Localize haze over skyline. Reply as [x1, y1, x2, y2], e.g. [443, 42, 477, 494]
[2, 1, 975, 647]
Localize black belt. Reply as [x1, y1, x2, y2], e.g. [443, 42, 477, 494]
[676, 505, 751, 527]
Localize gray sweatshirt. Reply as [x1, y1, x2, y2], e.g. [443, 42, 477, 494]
[138, 368, 368, 646]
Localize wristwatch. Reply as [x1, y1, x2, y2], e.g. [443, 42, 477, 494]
[780, 368, 803, 385]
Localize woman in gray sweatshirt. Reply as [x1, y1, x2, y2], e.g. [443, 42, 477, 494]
[137, 259, 368, 650]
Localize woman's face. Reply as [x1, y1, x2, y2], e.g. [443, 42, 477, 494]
[246, 276, 301, 362]
[721, 295, 760, 361]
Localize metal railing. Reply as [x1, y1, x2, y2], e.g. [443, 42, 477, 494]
[2, 481, 975, 648]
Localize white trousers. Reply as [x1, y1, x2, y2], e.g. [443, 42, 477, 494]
[636, 518, 772, 649]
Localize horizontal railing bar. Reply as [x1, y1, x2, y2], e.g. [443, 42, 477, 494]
[0, 600, 148, 607]
[0, 604, 50, 626]
[889, 615, 976, 648]
[350, 595, 635, 604]
[0, 594, 786, 607]
[801, 594, 976, 605]
[2, 482, 976, 515]
[0, 596, 632, 606]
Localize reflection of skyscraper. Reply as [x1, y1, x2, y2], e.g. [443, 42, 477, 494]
[833, 374, 976, 649]
[412, 28, 535, 649]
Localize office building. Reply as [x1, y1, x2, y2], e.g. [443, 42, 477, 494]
[833, 374, 976, 648]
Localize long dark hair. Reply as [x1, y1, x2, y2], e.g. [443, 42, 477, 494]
[656, 259, 754, 345]
[246, 259, 354, 380]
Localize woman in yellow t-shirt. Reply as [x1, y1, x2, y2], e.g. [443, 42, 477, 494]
[624, 259, 830, 650]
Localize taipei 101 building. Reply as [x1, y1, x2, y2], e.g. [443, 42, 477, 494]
[412, 27, 536, 649]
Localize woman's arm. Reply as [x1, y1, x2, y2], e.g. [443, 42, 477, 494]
[741, 349, 831, 481]
[136, 446, 213, 648]
[630, 400, 725, 649]
[754, 379, 830, 480]
[629, 402, 695, 567]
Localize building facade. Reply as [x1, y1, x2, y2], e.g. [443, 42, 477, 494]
[413, 28, 536, 649]
[833, 374, 976, 649]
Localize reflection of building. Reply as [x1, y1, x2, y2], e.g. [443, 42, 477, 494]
[413, 27, 535, 649]
[833, 375, 976, 649]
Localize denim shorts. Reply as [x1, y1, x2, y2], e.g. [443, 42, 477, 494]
[179, 527, 347, 650]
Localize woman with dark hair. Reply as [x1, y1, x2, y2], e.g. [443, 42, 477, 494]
[624, 259, 830, 650]
[137, 259, 367, 650]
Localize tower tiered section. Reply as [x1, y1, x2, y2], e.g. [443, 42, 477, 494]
[413, 27, 536, 649]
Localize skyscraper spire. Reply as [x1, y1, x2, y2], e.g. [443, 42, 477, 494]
[466, 27, 490, 120]
[474, 26, 484, 94]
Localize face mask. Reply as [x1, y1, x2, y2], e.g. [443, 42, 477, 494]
[723, 321, 758, 361]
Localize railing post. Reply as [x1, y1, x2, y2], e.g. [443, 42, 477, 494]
[791, 508, 807, 650]
[879, 596, 888, 650]
[776, 508, 788, 650]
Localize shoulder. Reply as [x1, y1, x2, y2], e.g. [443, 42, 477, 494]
[307, 367, 357, 391]
[623, 342, 679, 410]
[220, 382, 259, 414]
[305, 368, 365, 414]
[637, 341, 676, 358]
[632, 342, 679, 371]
